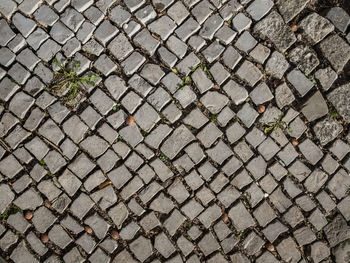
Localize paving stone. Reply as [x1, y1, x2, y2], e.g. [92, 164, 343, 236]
[0, 1, 349, 261]
[301, 91, 328, 123]
[254, 11, 296, 52]
[48, 224, 72, 249]
[177, 235, 194, 257]
[293, 226, 316, 246]
[324, 214, 350, 247]
[276, 237, 301, 263]
[85, 214, 110, 240]
[246, 0, 273, 20]
[236, 60, 262, 87]
[32, 206, 56, 233]
[130, 236, 153, 262]
[13, 12, 36, 38]
[10, 241, 39, 263]
[315, 67, 338, 91]
[199, 14, 224, 40]
[64, 251, 87, 263]
[0, 19, 16, 46]
[249, 44, 270, 64]
[0, 0, 17, 19]
[0, 47, 15, 67]
[313, 117, 343, 146]
[333, 240, 350, 263]
[242, 231, 265, 256]
[108, 202, 129, 229]
[114, 249, 138, 263]
[299, 12, 334, 44]
[328, 83, 350, 122]
[229, 201, 255, 231]
[27, 232, 48, 256]
[289, 45, 320, 75]
[107, 34, 132, 61]
[34, 5, 59, 26]
[262, 220, 288, 243]
[100, 238, 118, 254]
[230, 253, 249, 263]
[235, 31, 258, 53]
[154, 232, 176, 258]
[310, 241, 330, 263]
[326, 7, 350, 33]
[164, 209, 186, 236]
[232, 12, 252, 33]
[139, 182, 163, 206]
[190, 0, 212, 23]
[109, 5, 130, 27]
[70, 193, 94, 220]
[330, 139, 350, 160]
[319, 34, 350, 73]
[328, 169, 350, 199]
[0, 184, 15, 214]
[52, 193, 71, 214]
[8, 63, 31, 85]
[76, 233, 96, 254]
[0, 230, 17, 251]
[60, 7, 84, 32]
[219, 0, 242, 20]
[179, 199, 204, 221]
[195, 186, 214, 206]
[197, 232, 220, 257]
[276, 0, 310, 23]
[308, 208, 328, 231]
[215, 25, 237, 44]
[286, 69, 313, 97]
[38, 178, 62, 201]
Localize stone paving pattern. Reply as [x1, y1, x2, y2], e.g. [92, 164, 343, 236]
[1, 0, 350, 262]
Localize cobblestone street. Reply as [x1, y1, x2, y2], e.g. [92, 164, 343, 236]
[1, 0, 350, 262]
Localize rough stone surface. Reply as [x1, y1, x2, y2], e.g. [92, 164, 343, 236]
[0, 1, 349, 262]
[327, 83, 350, 122]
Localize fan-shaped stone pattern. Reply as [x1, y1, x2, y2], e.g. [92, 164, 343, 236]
[0, 0, 350, 262]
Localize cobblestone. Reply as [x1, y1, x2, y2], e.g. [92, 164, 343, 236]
[1, 1, 350, 262]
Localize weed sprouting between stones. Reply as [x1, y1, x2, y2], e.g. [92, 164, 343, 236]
[1, 205, 22, 220]
[50, 58, 99, 102]
[263, 112, 292, 134]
